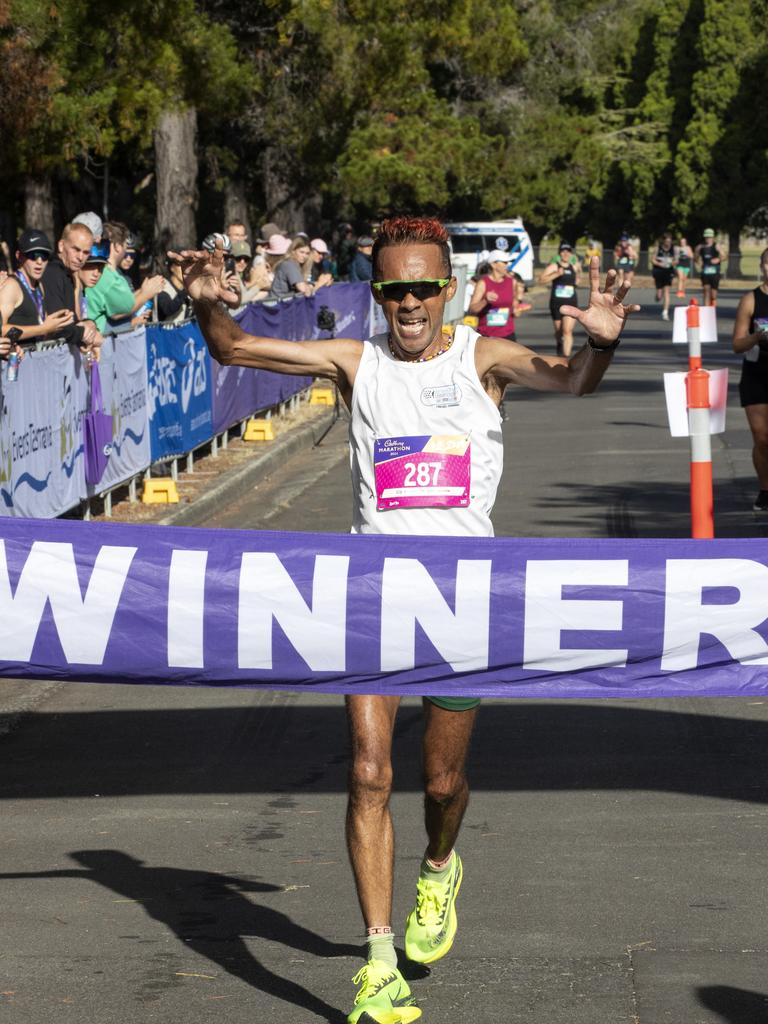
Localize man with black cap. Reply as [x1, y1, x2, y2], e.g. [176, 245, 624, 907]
[0, 230, 74, 343]
[349, 235, 374, 282]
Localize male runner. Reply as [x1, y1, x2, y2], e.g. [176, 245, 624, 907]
[173, 216, 639, 1024]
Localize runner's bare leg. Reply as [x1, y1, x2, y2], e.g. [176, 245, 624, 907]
[346, 694, 400, 926]
[422, 701, 478, 861]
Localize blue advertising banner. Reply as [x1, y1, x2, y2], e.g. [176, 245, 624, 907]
[91, 329, 151, 493]
[3, 519, 768, 700]
[0, 347, 89, 518]
[146, 321, 213, 460]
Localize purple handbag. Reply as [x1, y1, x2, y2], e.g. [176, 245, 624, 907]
[83, 362, 113, 486]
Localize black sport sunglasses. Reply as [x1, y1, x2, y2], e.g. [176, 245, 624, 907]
[371, 278, 450, 302]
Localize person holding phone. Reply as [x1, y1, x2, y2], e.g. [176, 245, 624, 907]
[733, 247, 768, 510]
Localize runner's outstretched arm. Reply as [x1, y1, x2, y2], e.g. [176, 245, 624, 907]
[478, 257, 639, 396]
[170, 245, 363, 393]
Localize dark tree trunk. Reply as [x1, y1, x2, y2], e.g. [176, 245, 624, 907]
[223, 179, 251, 240]
[154, 107, 198, 260]
[727, 226, 742, 279]
[24, 175, 54, 240]
[262, 146, 303, 233]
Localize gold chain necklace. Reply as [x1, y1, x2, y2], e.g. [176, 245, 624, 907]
[388, 326, 455, 363]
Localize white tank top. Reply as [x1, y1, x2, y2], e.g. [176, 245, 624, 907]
[349, 324, 503, 536]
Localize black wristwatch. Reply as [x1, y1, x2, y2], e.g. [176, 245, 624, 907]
[6, 327, 22, 345]
[587, 336, 620, 353]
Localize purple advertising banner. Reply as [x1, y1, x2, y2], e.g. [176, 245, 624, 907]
[3, 518, 768, 699]
[211, 284, 372, 434]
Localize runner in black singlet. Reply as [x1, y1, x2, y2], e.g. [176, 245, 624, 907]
[733, 247, 768, 510]
[651, 232, 675, 321]
[539, 241, 581, 356]
[695, 228, 723, 306]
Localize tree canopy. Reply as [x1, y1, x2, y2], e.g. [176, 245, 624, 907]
[1, 0, 766, 244]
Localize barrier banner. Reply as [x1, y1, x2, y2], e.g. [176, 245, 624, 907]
[214, 284, 373, 433]
[146, 321, 213, 460]
[0, 347, 88, 518]
[90, 329, 151, 493]
[3, 519, 768, 700]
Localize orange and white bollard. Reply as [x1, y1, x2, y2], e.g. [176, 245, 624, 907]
[685, 299, 714, 538]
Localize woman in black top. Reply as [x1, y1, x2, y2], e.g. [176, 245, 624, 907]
[695, 229, 723, 307]
[733, 247, 768, 510]
[651, 232, 675, 321]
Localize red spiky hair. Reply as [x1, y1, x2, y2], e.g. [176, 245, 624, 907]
[372, 216, 451, 277]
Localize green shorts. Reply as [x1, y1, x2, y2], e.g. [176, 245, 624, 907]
[426, 696, 481, 711]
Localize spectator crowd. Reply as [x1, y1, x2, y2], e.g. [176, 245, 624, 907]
[0, 214, 379, 363]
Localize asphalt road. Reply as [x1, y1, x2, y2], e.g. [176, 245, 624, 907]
[3, 285, 768, 1024]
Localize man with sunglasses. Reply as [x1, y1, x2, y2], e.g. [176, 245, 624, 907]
[0, 229, 74, 343]
[172, 214, 639, 1024]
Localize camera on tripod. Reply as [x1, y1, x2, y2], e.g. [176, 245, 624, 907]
[317, 305, 336, 335]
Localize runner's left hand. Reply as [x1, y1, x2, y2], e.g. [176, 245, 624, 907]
[558, 256, 641, 346]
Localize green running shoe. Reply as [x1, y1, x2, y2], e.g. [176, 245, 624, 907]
[404, 851, 463, 964]
[347, 960, 421, 1024]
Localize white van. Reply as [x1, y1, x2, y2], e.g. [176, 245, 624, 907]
[444, 219, 534, 282]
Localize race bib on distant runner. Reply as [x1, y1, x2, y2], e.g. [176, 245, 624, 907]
[486, 307, 510, 327]
[374, 434, 471, 510]
[755, 318, 768, 335]
[703, 265, 718, 275]
[554, 284, 574, 299]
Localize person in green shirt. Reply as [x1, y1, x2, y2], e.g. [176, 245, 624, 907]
[85, 221, 165, 332]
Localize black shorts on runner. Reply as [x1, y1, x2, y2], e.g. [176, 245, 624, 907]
[652, 268, 674, 288]
[701, 273, 721, 290]
[549, 300, 575, 321]
[739, 359, 768, 407]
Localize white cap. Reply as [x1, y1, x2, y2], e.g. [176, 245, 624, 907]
[72, 211, 103, 242]
[487, 249, 510, 264]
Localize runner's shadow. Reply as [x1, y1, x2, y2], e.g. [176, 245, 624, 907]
[697, 984, 768, 1023]
[0, 850, 357, 1022]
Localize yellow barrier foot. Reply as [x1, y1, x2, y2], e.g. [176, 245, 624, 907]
[243, 418, 275, 441]
[142, 479, 180, 504]
[310, 387, 335, 406]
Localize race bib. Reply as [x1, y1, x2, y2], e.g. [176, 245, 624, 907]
[374, 434, 471, 510]
[618, 257, 632, 267]
[486, 307, 510, 327]
[554, 284, 574, 299]
[755, 318, 768, 335]
[703, 265, 718, 275]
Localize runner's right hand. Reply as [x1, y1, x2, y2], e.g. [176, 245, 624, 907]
[167, 243, 240, 308]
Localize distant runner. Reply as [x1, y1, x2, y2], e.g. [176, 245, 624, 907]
[733, 247, 768, 511]
[651, 231, 675, 321]
[675, 236, 693, 298]
[539, 241, 582, 356]
[614, 232, 637, 286]
[695, 228, 723, 307]
[173, 216, 639, 1024]
[467, 248, 517, 341]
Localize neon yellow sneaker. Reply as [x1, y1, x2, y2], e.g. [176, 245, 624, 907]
[404, 851, 463, 964]
[347, 960, 421, 1024]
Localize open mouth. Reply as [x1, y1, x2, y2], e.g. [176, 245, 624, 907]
[397, 317, 427, 337]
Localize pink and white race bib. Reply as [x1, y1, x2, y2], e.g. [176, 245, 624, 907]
[374, 434, 471, 510]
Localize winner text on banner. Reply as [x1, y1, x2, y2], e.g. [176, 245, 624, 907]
[2, 518, 768, 699]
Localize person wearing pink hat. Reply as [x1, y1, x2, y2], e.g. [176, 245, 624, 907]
[310, 238, 334, 287]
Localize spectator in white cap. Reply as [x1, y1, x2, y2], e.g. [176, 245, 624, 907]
[72, 211, 103, 243]
[310, 238, 334, 287]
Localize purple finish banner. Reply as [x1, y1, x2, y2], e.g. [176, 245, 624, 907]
[3, 519, 768, 698]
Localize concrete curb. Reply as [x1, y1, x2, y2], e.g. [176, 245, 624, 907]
[158, 405, 338, 528]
